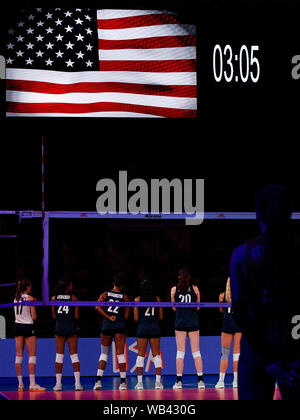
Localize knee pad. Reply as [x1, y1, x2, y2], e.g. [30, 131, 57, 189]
[56, 353, 64, 364]
[15, 356, 23, 364]
[99, 345, 110, 362]
[192, 351, 201, 360]
[117, 353, 126, 364]
[221, 346, 230, 361]
[28, 356, 36, 365]
[233, 353, 240, 362]
[136, 355, 145, 368]
[176, 351, 185, 360]
[154, 355, 162, 369]
[70, 353, 79, 364]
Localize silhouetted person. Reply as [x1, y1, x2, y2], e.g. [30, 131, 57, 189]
[230, 185, 300, 400]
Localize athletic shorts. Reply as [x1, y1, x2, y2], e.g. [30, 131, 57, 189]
[222, 313, 241, 335]
[14, 323, 36, 338]
[101, 328, 127, 337]
[137, 333, 161, 339]
[175, 327, 199, 333]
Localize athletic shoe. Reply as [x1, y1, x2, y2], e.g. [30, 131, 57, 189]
[232, 380, 238, 388]
[215, 380, 225, 389]
[18, 386, 24, 392]
[135, 382, 144, 390]
[75, 383, 84, 391]
[93, 380, 102, 390]
[53, 384, 62, 391]
[119, 382, 127, 390]
[155, 381, 164, 390]
[29, 384, 46, 392]
[198, 380, 205, 389]
[173, 381, 182, 389]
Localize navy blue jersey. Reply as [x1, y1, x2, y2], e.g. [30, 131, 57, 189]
[137, 298, 160, 338]
[174, 285, 199, 331]
[55, 293, 77, 336]
[102, 290, 127, 333]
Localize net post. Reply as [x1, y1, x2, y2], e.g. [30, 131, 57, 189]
[42, 213, 49, 305]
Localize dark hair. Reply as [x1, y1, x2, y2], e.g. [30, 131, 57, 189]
[55, 278, 72, 295]
[15, 279, 31, 301]
[177, 267, 191, 295]
[113, 272, 127, 288]
[255, 184, 293, 304]
[140, 277, 156, 302]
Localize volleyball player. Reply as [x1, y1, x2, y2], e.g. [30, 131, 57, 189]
[51, 278, 83, 391]
[171, 267, 205, 389]
[134, 277, 163, 390]
[94, 272, 130, 391]
[230, 185, 300, 400]
[14, 279, 45, 391]
[215, 277, 242, 388]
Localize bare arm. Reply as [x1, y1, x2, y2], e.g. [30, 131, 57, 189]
[193, 285, 200, 311]
[219, 292, 225, 313]
[124, 294, 130, 321]
[171, 286, 176, 312]
[134, 297, 139, 322]
[72, 294, 79, 320]
[157, 296, 163, 320]
[95, 292, 116, 321]
[28, 295, 37, 321]
[51, 296, 56, 320]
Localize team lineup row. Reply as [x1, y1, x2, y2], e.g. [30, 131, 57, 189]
[12, 268, 241, 391]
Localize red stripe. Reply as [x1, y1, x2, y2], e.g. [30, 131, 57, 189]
[97, 14, 182, 30]
[99, 59, 196, 72]
[7, 102, 197, 118]
[98, 35, 196, 50]
[6, 80, 196, 98]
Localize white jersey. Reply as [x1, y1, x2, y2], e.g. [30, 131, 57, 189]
[14, 294, 34, 324]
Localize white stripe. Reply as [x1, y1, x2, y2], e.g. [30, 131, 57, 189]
[7, 90, 197, 109]
[97, 10, 176, 19]
[7, 69, 197, 86]
[98, 24, 196, 41]
[6, 111, 163, 118]
[98, 47, 196, 61]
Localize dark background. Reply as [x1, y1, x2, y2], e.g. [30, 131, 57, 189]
[1, 0, 300, 337]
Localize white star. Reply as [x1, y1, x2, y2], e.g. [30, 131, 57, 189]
[7, 58, 14, 64]
[8, 29, 15, 35]
[36, 35, 44, 41]
[85, 28, 92, 35]
[55, 18, 63, 26]
[85, 15, 91, 21]
[28, 14, 35, 20]
[46, 13, 53, 19]
[16, 50, 24, 57]
[56, 50, 64, 58]
[65, 59, 74, 67]
[76, 51, 84, 59]
[75, 9, 82, 12]
[26, 27, 34, 34]
[46, 42, 54, 49]
[26, 58, 34, 65]
[36, 8, 42, 13]
[37, 21, 44, 27]
[64, 11, 73, 17]
[65, 25, 73, 33]
[45, 58, 53, 66]
[7, 43, 14, 49]
[17, 35, 24, 42]
[36, 50, 44, 57]
[75, 34, 84, 42]
[74, 18, 83, 25]
[17, 21, 25, 27]
[56, 34, 64, 41]
[86, 44, 93, 51]
[65, 41, 74, 49]
[86, 60, 93, 67]
[46, 27, 54, 34]
[26, 42, 34, 50]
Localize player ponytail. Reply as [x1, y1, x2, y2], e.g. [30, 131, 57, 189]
[177, 267, 191, 295]
[140, 277, 156, 302]
[15, 279, 31, 301]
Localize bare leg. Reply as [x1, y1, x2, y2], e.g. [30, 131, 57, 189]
[15, 336, 25, 389]
[175, 330, 187, 376]
[67, 335, 82, 389]
[149, 338, 163, 388]
[232, 333, 242, 385]
[216, 333, 233, 388]
[115, 334, 127, 388]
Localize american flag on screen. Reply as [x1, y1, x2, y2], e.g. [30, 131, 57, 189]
[5, 8, 197, 118]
